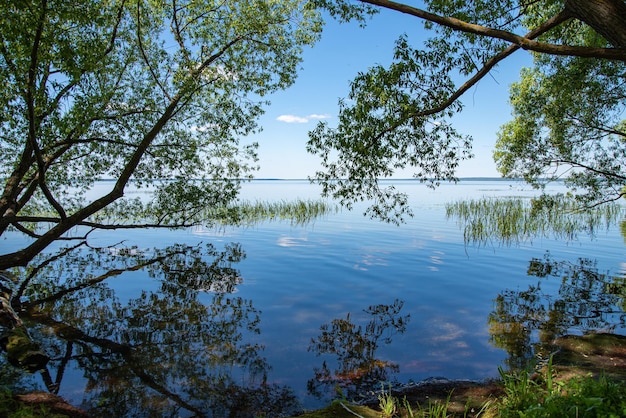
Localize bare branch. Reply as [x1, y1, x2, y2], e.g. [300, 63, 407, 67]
[10, 222, 40, 239]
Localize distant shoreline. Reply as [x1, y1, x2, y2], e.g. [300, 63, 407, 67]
[93, 177, 528, 182]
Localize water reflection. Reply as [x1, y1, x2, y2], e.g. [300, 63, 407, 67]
[307, 299, 410, 401]
[10, 243, 299, 417]
[489, 251, 626, 370]
[5, 237, 626, 415]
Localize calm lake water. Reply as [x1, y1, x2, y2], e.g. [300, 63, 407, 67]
[3, 179, 626, 416]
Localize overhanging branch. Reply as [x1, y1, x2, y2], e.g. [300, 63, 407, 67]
[360, 0, 626, 61]
[370, 10, 572, 144]
[9, 216, 194, 230]
[553, 159, 626, 181]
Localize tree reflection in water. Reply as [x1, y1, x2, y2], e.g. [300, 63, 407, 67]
[489, 251, 626, 370]
[307, 299, 410, 402]
[5, 242, 299, 417]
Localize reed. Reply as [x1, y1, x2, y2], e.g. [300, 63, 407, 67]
[445, 195, 624, 246]
[203, 199, 338, 226]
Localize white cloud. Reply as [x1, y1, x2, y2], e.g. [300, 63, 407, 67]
[276, 113, 331, 123]
[308, 113, 331, 120]
[277, 115, 309, 123]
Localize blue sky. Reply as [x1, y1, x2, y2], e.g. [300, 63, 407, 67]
[248, 7, 534, 179]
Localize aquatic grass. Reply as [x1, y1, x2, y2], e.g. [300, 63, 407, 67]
[202, 199, 338, 227]
[84, 195, 337, 229]
[445, 195, 624, 246]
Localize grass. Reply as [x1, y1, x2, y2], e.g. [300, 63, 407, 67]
[491, 356, 626, 418]
[403, 392, 453, 418]
[296, 358, 626, 417]
[379, 384, 398, 417]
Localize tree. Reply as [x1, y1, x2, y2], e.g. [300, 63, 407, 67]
[0, 0, 322, 270]
[307, 0, 626, 223]
[494, 50, 626, 208]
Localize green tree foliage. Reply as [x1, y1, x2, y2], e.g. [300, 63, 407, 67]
[494, 55, 626, 208]
[0, 0, 322, 269]
[308, 0, 626, 222]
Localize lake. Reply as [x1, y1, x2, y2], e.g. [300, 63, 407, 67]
[3, 179, 626, 417]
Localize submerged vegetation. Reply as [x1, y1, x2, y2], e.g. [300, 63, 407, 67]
[445, 195, 625, 246]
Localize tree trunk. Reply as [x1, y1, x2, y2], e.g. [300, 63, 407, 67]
[565, 0, 626, 48]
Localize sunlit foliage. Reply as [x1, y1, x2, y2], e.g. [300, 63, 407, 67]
[0, 0, 323, 268]
[308, 0, 626, 222]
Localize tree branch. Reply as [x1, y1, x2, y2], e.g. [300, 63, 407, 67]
[553, 159, 626, 181]
[359, 0, 626, 61]
[581, 192, 626, 209]
[136, 1, 171, 101]
[9, 216, 193, 231]
[0, 14, 247, 270]
[371, 10, 572, 144]
[21, 1, 68, 222]
[39, 1, 127, 121]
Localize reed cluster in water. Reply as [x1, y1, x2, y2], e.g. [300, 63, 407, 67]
[205, 199, 338, 226]
[445, 195, 624, 246]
